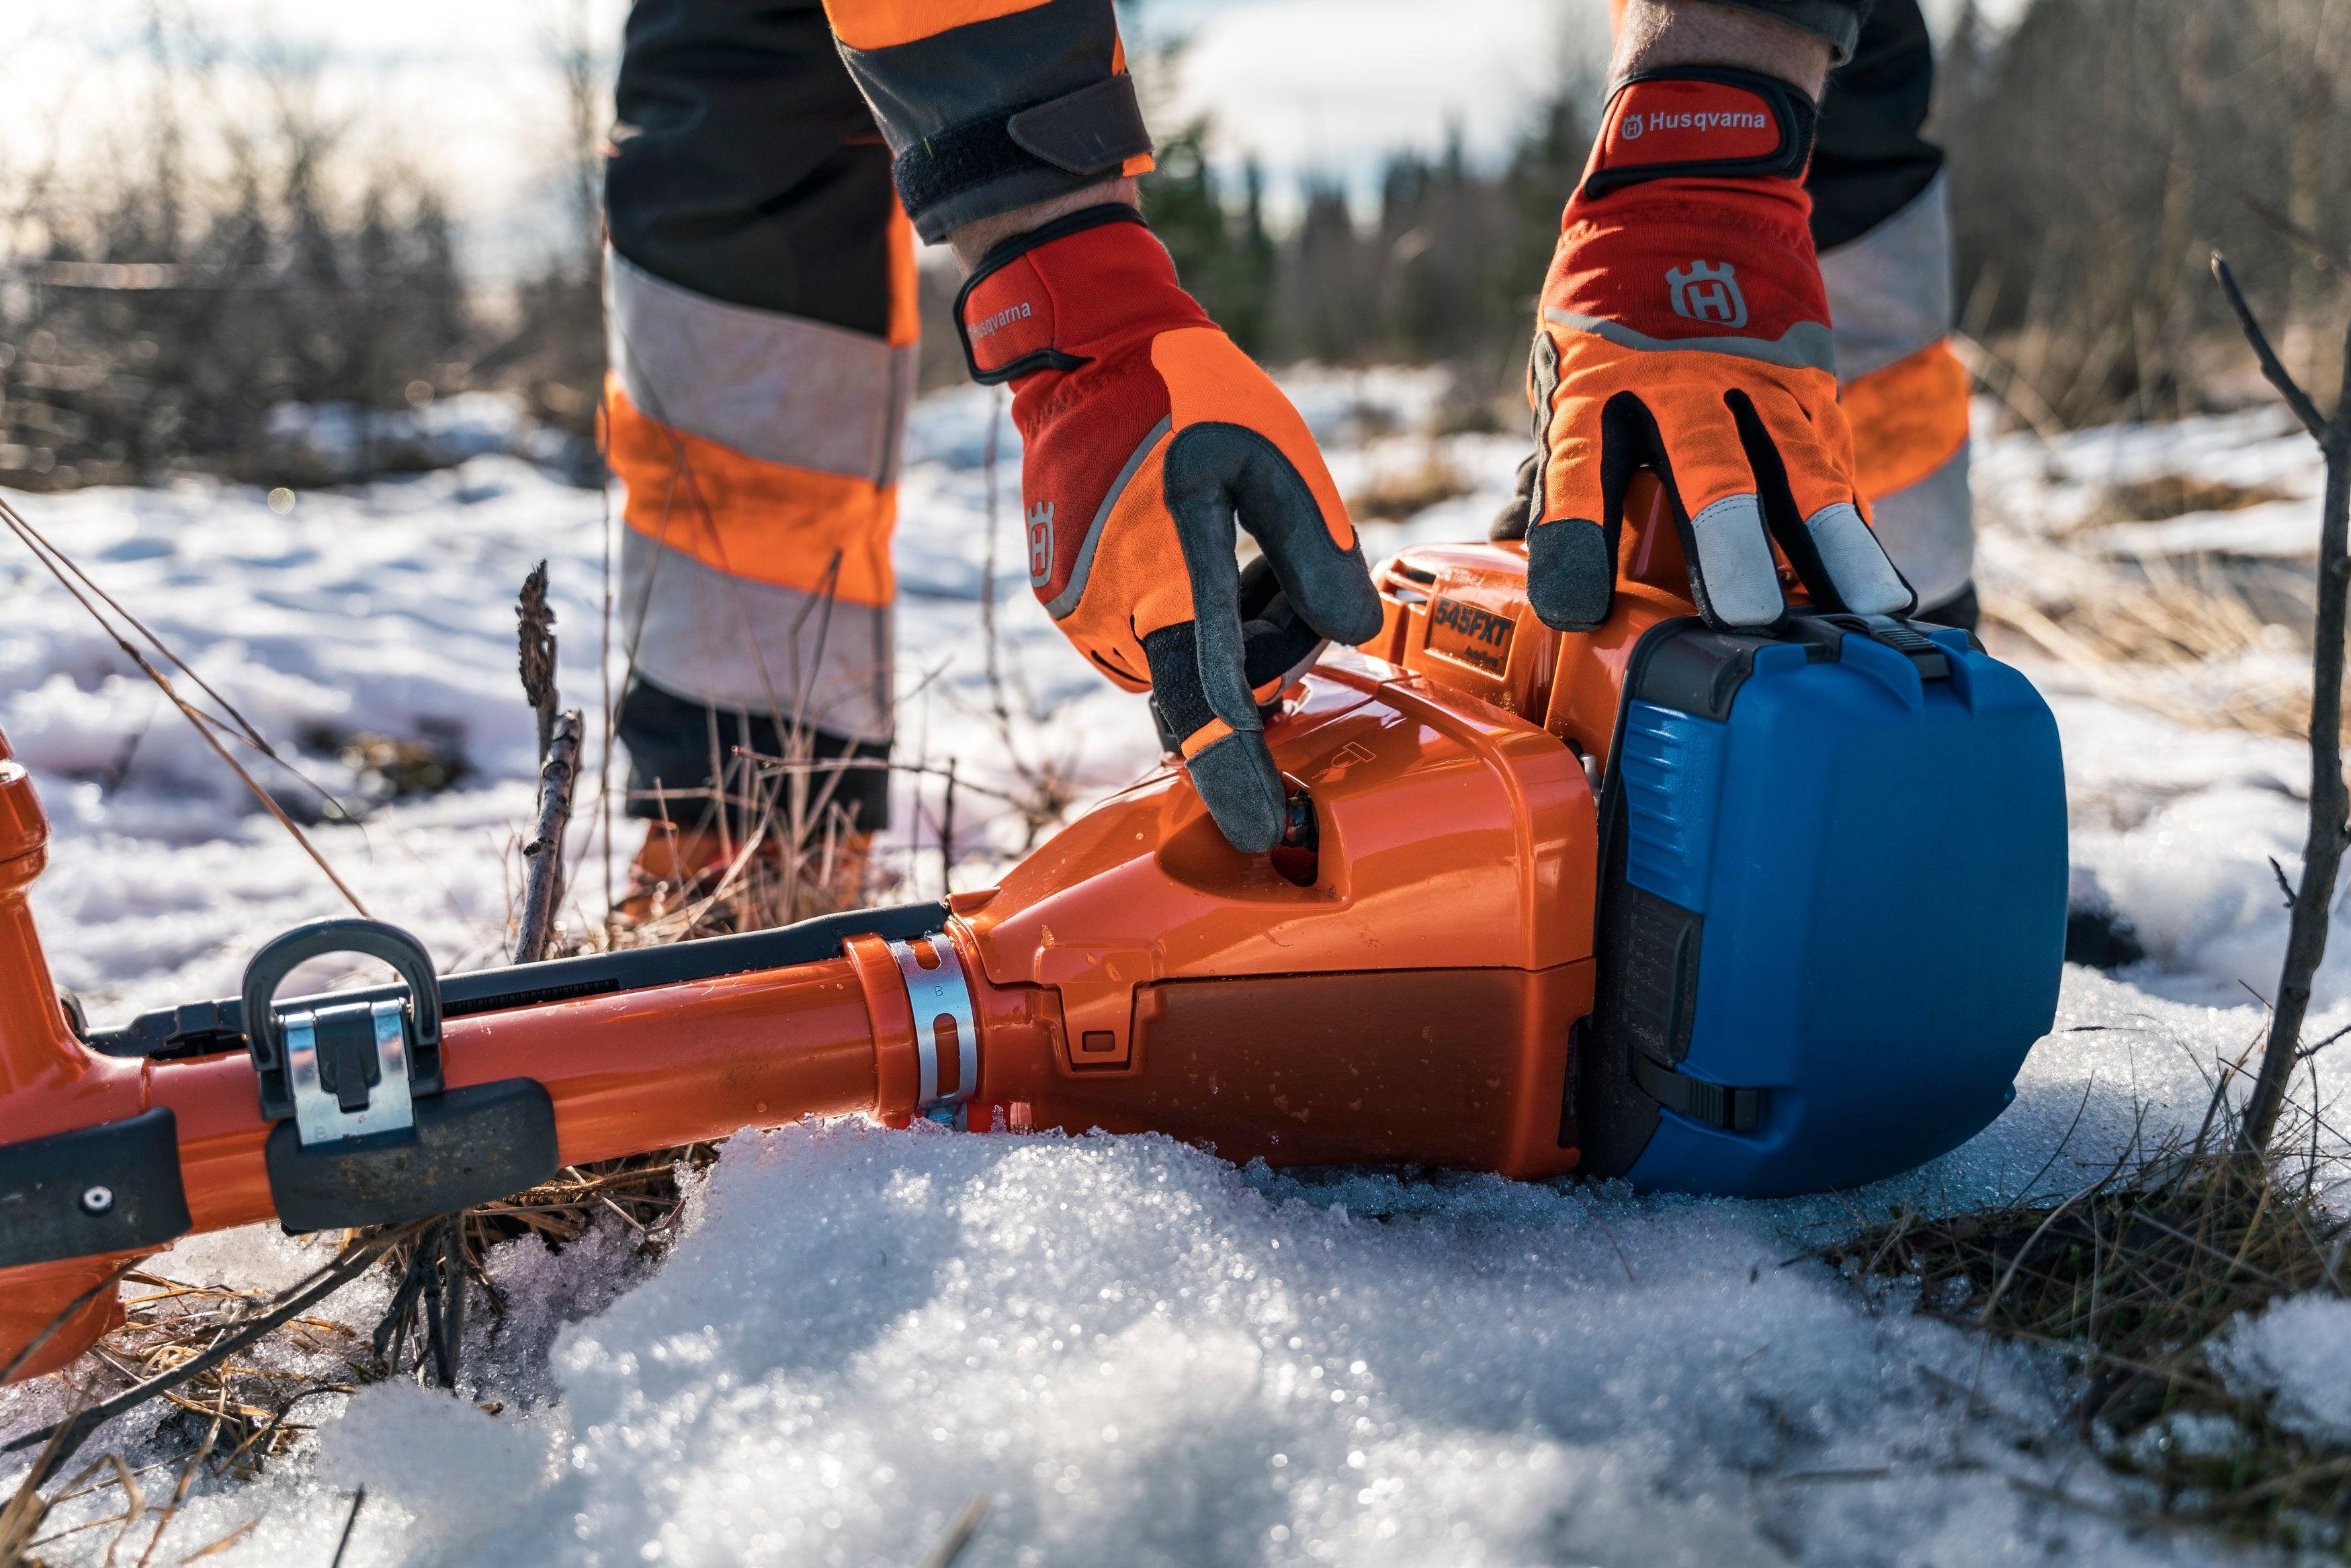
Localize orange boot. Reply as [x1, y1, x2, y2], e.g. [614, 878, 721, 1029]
[616, 819, 875, 930]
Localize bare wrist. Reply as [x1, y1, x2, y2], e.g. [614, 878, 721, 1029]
[1611, 0, 1832, 98]
[945, 177, 1142, 271]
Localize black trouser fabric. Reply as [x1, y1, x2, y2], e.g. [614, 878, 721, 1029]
[616, 672, 894, 832]
[608, 0, 895, 330]
[609, 0, 896, 831]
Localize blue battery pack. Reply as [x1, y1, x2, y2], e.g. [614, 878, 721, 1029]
[1575, 615, 2068, 1198]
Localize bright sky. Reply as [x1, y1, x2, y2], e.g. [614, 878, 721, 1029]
[5, 0, 2007, 275]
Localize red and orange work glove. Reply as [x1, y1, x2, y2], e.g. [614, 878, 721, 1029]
[956, 206, 1381, 854]
[1507, 66, 1916, 632]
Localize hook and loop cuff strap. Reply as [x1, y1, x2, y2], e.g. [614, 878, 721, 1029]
[896, 75, 1153, 236]
[1581, 67, 1818, 202]
[953, 203, 1150, 384]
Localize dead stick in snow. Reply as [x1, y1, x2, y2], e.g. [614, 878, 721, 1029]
[515, 709, 584, 965]
[327, 1488, 367, 1568]
[517, 562, 559, 765]
[2213, 252, 2351, 1153]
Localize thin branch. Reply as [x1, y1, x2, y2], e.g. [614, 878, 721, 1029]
[514, 709, 583, 963]
[2210, 253, 2329, 439]
[0, 505, 370, 916]
[0, 495, 359, 818]
[327, 1487, 366, 1568]
[2219, 254, 2351, 1153]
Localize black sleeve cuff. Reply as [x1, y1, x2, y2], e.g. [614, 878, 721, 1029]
[834, 0, 1151, 243]
[891, 76, 1152, 242]
[1701, 0, 1870, 65]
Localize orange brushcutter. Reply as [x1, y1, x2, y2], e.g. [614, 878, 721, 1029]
[0, 483, 2067, 1383]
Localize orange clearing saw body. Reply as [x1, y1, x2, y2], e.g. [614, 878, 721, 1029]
[0, 489, 2066, 1383]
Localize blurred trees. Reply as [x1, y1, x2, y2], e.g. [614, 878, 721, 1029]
[9, 0, 2351, 491]
[1140, 0, 2351, 431]
[1140, 97, 1592, 417]
[0, 103, 475, 490]
[1935, 0, 2350, 425]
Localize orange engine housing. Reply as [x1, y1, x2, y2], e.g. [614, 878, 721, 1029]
[940, 525, 1692, 1177]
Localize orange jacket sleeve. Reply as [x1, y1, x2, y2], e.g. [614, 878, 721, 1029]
[820, 0, 1154, 243]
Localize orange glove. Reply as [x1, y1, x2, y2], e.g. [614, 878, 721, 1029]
[956, 206, 1381, 853]
[1510, 67, 1916, 632]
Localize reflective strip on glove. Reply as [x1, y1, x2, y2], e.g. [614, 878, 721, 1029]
[1521, 67, 1916, 634]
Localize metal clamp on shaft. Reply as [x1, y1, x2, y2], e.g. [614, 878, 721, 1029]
[239, 918, 558, 1233]
[243, 918, 444, 1137]
[888, 933, 978, 1110]
[284, 998, 415, 1145]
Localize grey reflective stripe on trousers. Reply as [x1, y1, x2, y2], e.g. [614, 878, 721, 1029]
[1819, 171, 1975, 606]
[606, 248, 916, 486]
[1867, 444, 1973, 610]
[620, 527, 896, 748]
[1819, 172, 1954, 380]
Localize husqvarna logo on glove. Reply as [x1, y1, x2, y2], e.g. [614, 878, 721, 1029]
[1620, 108, 1770, 142]
[1027, 502, 1055, 586]
[1667, 261, 1748, 329]
[970, 300, 1033, 341]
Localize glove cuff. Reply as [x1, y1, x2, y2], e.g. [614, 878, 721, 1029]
[1578, 67, 1817, 203]
[954, 204, 1206, 386]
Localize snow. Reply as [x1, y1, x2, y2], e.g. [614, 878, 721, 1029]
[2216, 1296, 2351, 1448]
[2, 382, 2345, 1565]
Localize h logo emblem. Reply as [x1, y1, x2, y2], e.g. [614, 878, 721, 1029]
[1666, 261, 1748, 329]
[1027, 502, 1055, 587]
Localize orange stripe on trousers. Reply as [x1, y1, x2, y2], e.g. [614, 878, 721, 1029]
[822, 0, 1052, 51]
[604, 377, 898, 609]
[1842, 338, 1971, 503]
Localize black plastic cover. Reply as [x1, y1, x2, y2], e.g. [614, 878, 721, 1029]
[0, 1106, 191, 1269]
[265, 1078, 561, 1235]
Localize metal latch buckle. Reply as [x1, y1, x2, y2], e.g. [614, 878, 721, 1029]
[243, 919, 445, 1146]
[284, 997, 417, 1145]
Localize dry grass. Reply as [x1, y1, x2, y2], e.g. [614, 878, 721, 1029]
[1, 1239, 402, 1568]
[2080, 475, 2300, 530]
[1828, 1072, 2351, 1553]
[1345, 455, 1473, 523]
[1985, 555, 2320, 740]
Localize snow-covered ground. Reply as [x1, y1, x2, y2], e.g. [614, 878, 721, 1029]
[3, 377, 2347, 1566]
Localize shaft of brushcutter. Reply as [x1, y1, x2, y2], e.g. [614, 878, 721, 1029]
[151, 954, 900, 1233]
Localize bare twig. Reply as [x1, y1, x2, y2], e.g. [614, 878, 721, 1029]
[327, 1486, 366, 1568]
[939, 758, 957, 898]
[517, 561, 559, 764]
[2213, 253, 2330, 440]
[515, 709, 583, 964]
[915, 1495, 990, 1568]
[0, 502, 370, 916]
[2213, 253, 2351, 1153]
